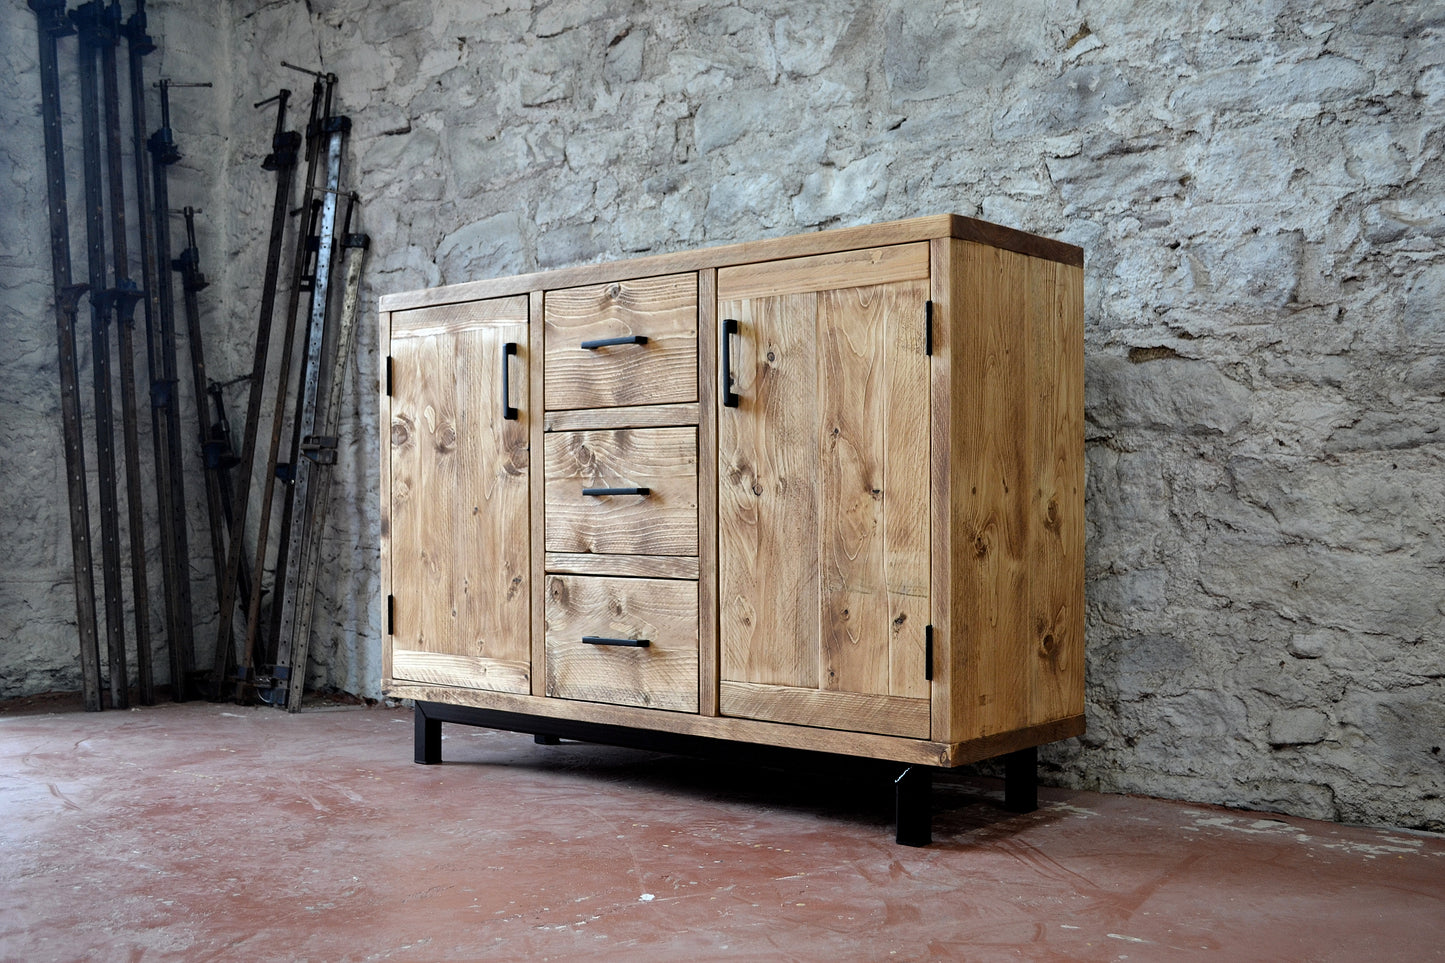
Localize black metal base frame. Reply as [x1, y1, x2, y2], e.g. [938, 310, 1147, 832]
[412, 700, 1039, 847]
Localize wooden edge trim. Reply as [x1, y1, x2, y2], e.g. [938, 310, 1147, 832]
[391, 651, 531, 694]
[697, 267, 720, 718]
[390, 293, 530, 336]
[544, 403, 701, 433]
[950, 215, 1084, 268]
[379, 309, 393, 686]
[927, 238, 953, 744]
[529, 290, 547, 697]
[719, 681, 931, 740]
[378, 215, 962, 312]
[543, 553, 701, 580]
[384, 683, 954, 766]
[944, 715, 1087, 767]
[715, 241, 930, 302]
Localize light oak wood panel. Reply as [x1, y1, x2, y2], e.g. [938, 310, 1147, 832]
[544, 273, 697, 410]
[960, 243, 1031, 738]
[719, 257, 934, 730]
[718, 682, 930, 738]
[717, 242, 929, 302]
[1029, 258, 1087, 723]
[388, 301, 530, 694]
[545, 575, 698, 712]
[545, 427, 698, 556]
[544, 553, 700, 580]
[544, 403, 699, 433]
[816, 280, 931, 702]
[380, 215, 1082, 314]
[944, 243, 1085, 741]
[392, 650, 530, 694]
[718, 293, 821, 689]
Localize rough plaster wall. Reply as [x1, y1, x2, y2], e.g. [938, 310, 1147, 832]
[1, 0, 233, 697]
[2, 0, 1441, 832]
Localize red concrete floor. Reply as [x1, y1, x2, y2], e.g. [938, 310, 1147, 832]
[2, 699, 1442, 962]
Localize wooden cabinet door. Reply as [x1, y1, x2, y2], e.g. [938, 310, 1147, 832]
[387, 296, 532, 694]
[716, 244, 933, 739]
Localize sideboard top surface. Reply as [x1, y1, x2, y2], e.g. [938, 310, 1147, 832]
[379, 214, 1084, 314]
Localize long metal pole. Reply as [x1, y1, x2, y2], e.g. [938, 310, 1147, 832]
[279, 196, 368, 711]
[265, 124, 346, 675]
[30, 0, 102, 711]
[73, 0, 128, 709]
[173, 206, 238, 657]
[125, 0, 185, 704]
[204, 379, 254, 612]
[99, 0, 152, 707]
[149, 78, 207, 697]
[210, 86, 306, 698]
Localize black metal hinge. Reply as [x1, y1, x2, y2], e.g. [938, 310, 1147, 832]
[387, 594, 394, 635]
[925, 624, 934, 681]
[385, 355, 393, 396]
[925, 301, 934, 356]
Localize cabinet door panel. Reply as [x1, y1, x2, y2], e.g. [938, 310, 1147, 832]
[389, 298, 531, 694]
[718, 293, 821, 690]
[718, 244, 931, 738]
[818, 282, 931, 699]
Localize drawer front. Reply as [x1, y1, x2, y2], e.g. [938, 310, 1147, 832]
[544, 273, 698, 410]
[545, 427, 698, 556]
[545, 575, 698, 712]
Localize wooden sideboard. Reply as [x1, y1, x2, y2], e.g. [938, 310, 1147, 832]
[379, 214, 1084, 844]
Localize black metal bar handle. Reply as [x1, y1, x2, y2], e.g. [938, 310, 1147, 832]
[722, 317, 739, 408]
[581, 486, 650, 496]
[580, 334, 648, 349]
[581, 636, 650, 647]
[501, 341, 518, 420]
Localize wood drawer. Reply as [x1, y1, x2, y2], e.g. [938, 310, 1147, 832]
[544, 427, 697, 556]
[544, 575, 698, 712]
[544, 273, 697, 410]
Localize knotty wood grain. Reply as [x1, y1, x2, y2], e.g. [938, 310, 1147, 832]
[815, 280, 931, 702]
[544, 575, 699, 713]
[544, 273, 697, 410]
[717, 242, 929, 302]
[717, 292, 821, 690]
[544, 403, 700, 433]
[388, 297, 531, 694]
[544, 427, 698, 556]
[544, 553, 700, 580]
[391, 650, 530, 694]
[718, 681, 930, 738]
[1029, 258, 1086, 724]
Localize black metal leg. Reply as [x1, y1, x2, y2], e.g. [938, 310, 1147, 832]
[1003, 746, 1037, 813]
[534, 734, 560, 745]
[895, 765, 933, 846]
[414, 703, 441, 764]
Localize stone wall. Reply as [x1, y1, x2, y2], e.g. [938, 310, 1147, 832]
[3, 0, 1441, 832]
